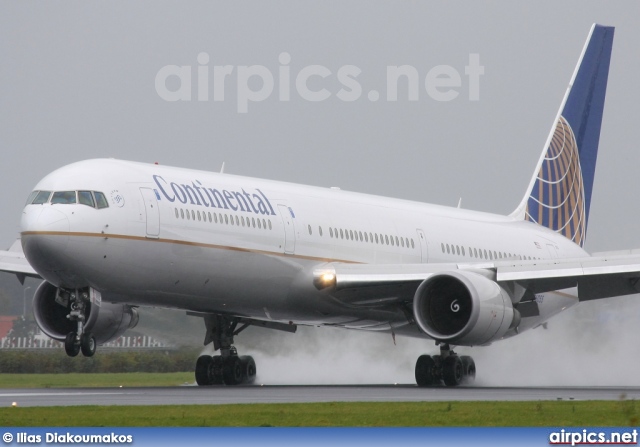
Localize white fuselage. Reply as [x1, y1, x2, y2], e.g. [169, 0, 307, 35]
[20, 159, 586, 342]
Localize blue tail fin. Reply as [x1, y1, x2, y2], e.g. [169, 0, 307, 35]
[513, 24, 614, 247]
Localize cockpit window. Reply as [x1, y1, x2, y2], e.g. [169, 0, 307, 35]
[51, 191, 77, 204]
[26, 191, 39, 205]
[27, 189, 109, 209]
[31, 191, 52, 205]
[78, 191, 95, 207]
[94, 192, 109, 209]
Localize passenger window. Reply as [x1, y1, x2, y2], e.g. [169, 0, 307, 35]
[329, 227, 334, 238]
[180, 209, 185, 219]
[51, 191, 76, 204]
[197, 211, 201, 221]
[186, 210, 191, 220]
[340, 229, 344, 239]
[208, 212, 212, 223]
[395, 236, 399, 246]
[192, 210, 196, 221]
[32, 190, 52, 205]
[411, 239, 414, 248]
[175, 208, 179, 218]
[319, 226, 323, 237]
[385, 235, 389, 245]
[308, 225, 312, 235]
[269, 220, 272, 230]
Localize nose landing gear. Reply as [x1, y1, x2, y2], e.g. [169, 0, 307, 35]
[61, 289, 96, 358]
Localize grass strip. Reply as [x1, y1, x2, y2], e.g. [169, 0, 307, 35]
[0, 401, 638, 427]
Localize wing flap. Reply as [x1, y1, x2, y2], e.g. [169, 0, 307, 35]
[496, 254, 640, 301]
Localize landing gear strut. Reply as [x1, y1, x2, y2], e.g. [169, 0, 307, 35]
[60, 288, 96, 358]
[195, 315, 256, 386]
[415, 343, 475, 387]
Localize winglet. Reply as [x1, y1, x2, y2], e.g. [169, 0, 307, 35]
[512, 24, 614, 247]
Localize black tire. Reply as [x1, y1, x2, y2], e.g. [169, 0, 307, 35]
[64, 332, 80, 357]
[240, 356, 257, 384]
[460, 356, 476, 384]
[442, 356, 464, 387]
[210, 355, 224, 385]
[195, 355, 213, 386]
[222, 356, 244, 385]
[415, 354, 437, 387]
[80, 333, 96, 357]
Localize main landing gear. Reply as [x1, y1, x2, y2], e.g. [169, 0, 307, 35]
[61, 289, 96, 358]
[415, 343, 475, 387]
[195, 315, 256, 386]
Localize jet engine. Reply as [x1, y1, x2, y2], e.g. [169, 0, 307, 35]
[32, 281, 139, 345]
[412, 270, 519, 346]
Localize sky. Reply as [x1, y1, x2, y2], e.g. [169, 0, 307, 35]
[2, 1, 640, 385]
[1, 1, 639, 253]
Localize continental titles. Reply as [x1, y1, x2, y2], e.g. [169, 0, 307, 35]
[153, 175, 276, 216]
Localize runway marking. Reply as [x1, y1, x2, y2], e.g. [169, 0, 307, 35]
[0, 392, 136, 397]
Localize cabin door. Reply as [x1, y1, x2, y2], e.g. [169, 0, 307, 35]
[140, 188, 160, 238]
[416, 229, 428, 262]
[278, 204, 296, 254]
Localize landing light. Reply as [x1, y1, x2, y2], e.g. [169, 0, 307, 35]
[314, 271, 337, 290]
[321, 273, 335, 283]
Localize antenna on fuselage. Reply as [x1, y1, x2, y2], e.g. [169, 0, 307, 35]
[220, 162, 226, 174]
[457, 197, 462, 209]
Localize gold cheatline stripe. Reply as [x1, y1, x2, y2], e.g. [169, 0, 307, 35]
[21, 231, 359, 265]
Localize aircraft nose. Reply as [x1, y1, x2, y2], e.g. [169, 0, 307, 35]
[21, 206, 70, 274]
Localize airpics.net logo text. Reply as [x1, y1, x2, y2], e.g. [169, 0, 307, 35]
[155, 52, 484, 113]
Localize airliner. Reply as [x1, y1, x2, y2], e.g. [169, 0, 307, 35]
[0, 24, 630, 387]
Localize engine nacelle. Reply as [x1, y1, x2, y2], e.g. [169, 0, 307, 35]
[33, 281, 139, 345]
[413, 271, 519, 346]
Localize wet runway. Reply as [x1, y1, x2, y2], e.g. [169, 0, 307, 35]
[1, 385, 639, 407]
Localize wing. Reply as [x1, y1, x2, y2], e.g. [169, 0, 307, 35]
[313, 253, 640, 305]
[0, 238, 40, 284]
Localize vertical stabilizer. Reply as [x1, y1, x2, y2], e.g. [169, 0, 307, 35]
[512, 24, 614, 247]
